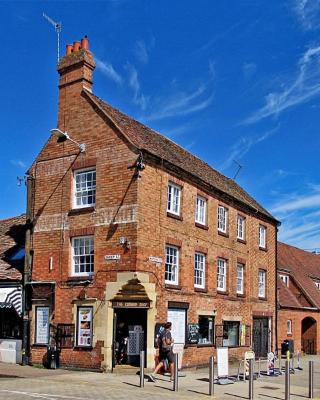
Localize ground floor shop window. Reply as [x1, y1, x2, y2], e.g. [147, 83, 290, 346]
[77, 306, 93, 347]
[35, 306, 50, 345]
[167, 307, 187, 344]
[198, 316, 214, 345]
[223, 321, 240, 347]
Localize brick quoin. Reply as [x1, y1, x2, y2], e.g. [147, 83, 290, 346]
[27, 37, 279, 371]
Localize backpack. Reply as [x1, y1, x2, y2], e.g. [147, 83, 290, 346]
[155, 326, 165, 348]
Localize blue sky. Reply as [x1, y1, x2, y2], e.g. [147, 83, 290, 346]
[0, 0, 320, 250]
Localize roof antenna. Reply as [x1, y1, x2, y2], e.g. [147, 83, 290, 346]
[233, 160, 243, 180]
[43, 13, 62, 62]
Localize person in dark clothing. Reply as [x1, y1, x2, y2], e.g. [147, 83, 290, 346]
[149, 322, 174, 382]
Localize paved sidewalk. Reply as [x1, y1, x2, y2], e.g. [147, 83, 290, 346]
[0, 356, 319, 399]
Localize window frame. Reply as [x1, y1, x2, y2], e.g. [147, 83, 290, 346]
[287, 319, 292, 335]
[165, 245, 179, 285]
[194, 252, 206, 289]
[217, 205, 228, 234]
[73, 168, 96, 209]
[217, 258, 227, 292]
[195, 196, 207, 225]
[167, 182, 181, 216]
[34, 306, 50, 345]
[236, 263, 244, 295]
[71, 235, 94, 277]
[315, 281, 320, 290]
[258, 269, 266, 298]
[198, 315, 214, 346]
[259, 224, 267, 249]
[222, 321, 240, 347]
[237, 215, 246, 241]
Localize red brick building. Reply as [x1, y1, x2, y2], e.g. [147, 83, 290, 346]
[278, 242, 320, 355]
[27, 38, 279, 370]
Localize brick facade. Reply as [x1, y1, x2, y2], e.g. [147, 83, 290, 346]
[27, 39, 278, 370]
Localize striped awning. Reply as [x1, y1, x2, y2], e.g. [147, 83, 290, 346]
[0, 286, 22, 316]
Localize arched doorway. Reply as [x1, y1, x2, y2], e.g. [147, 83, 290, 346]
[301, 317, 317, 354]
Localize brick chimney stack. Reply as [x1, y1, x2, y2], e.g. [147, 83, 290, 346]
[57, 36, 95, 130]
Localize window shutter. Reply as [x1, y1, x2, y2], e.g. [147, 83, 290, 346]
[215, 324, 224, 347]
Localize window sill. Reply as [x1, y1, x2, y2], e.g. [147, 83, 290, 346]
[195, 222, 209, 230]
[194, 287, 208, 293]
[165, 283, 182, 290]
[236, 293, 246, 298]
[66, 276, 94, 285]
[259, 246, 268, 252]
[32, 343, 48, 348]
[217, 290, 229, 296]
[73, 346, 93, 351]
[218, 230, 229, 238]
[69, 206, 95, 216]
[258, 296, 267, 301]
[167, 212, 183, 221]
[197, 343, 214, 348]
[237, 238, 247, 244]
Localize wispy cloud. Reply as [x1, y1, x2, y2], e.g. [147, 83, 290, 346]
[134, 40, 149, 64]
[270, 184, 320, 250]
[10, 160, 26, 169]
[220, 125, 279, 171]
[125, 64, 148, 110]
[243, 45, 320, 124]
[294, 0, 320, 30]
[95, 56, 123, 85]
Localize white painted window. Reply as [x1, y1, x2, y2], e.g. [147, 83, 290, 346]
[236, 263, 244, 294]
[72, 236, 94, 276]
[194, 252, 205, 288]
[165, 245, 179, 284]
[167, 183, 181, 215]
[287, 320, 292, 335]
[280, 274, 289, 287]
[218, 206, 228, 233]
[259, 225, 266, 248]
[74, 169, 96, 208]
[237, 215, 245, 240]
[195, 196, 206, 225]
[258, 270, 266, 298]
[217, 258, 227, 292]
[314, 281, 320, 290]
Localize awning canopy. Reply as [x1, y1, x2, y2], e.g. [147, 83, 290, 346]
[0, 286, 22, 316]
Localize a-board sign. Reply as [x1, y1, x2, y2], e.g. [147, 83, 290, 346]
[187, 323, 199, 344]
[217, 347, 229, 377]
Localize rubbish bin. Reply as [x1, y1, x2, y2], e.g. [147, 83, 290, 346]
[47, 345, 59, 369]
[281, 340, 294, 357]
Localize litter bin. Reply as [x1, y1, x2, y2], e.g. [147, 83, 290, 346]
[281, 340, 294, 357]
[47, 345, 59, 369]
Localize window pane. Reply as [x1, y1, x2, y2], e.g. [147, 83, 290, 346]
[165, 245, 179, 284]
[194, 253, 205, 288]
[223, 321, 240, 347]
[74, 169, 96, 208]
[72, 236, 94, 275]
[198, 316, 214, 344]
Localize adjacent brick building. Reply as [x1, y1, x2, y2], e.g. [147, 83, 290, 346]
[277, 242, 320, 355]
[27, 37, 279, 371]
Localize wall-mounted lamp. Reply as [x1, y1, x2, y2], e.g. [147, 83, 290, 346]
[51, 128, 86, 153]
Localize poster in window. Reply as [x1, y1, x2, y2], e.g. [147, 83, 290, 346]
[77, 307, 93, 347]
[36, 306, 49, 344]
[167, 308, 186, 344]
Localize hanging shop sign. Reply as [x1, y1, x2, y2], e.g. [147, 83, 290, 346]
[77, 307, 93, 347]
[112, 301, 150, 308]
[35, 306, 50, 345]
[104, 254, 121, 261]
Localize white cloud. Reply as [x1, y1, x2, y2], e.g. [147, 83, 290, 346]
[134, 40, 149, 64]
[271, 192, 320, 214]
[10, 160, 26, 169]
[95, 57, 123, 85]
[294, 0, 320, 30]
[243, 45, 320, 124]
[220, 125, 279, 171]
[125, 64, 148, 110]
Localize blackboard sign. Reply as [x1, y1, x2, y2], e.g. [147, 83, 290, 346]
[187, 323, 199, 344]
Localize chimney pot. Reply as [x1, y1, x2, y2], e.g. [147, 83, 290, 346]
[73, 41, 81, 52]
[81, 36, 89, 50]
[66, 44, 73, 55]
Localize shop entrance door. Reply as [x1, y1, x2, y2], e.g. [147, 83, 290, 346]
[113, 308, 147, 367]
[253, 318, 269, 358]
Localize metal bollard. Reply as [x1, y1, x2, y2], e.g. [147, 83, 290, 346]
[279, 355, 283, 375]
[209, 356, 214, 397]
[309, 360, 314, 399]
[258, 357, 261, 378]
[173, 353, 178, 392]
[248, 358, 254, 400]
[139, 350, 144, 388]
[285, 360, 290, 400]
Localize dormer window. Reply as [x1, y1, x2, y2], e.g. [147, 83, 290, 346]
[280, 274, 289, 287]
[167, 182, 181, 216]
[314, 281, 320, 290]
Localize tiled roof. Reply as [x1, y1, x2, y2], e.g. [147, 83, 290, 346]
[278, 242, 320, 309]
[83, 89, 277, 223]
[0, 214, 25, 281]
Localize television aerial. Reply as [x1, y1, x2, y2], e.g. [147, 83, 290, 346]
[43, 13, 62, 62]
